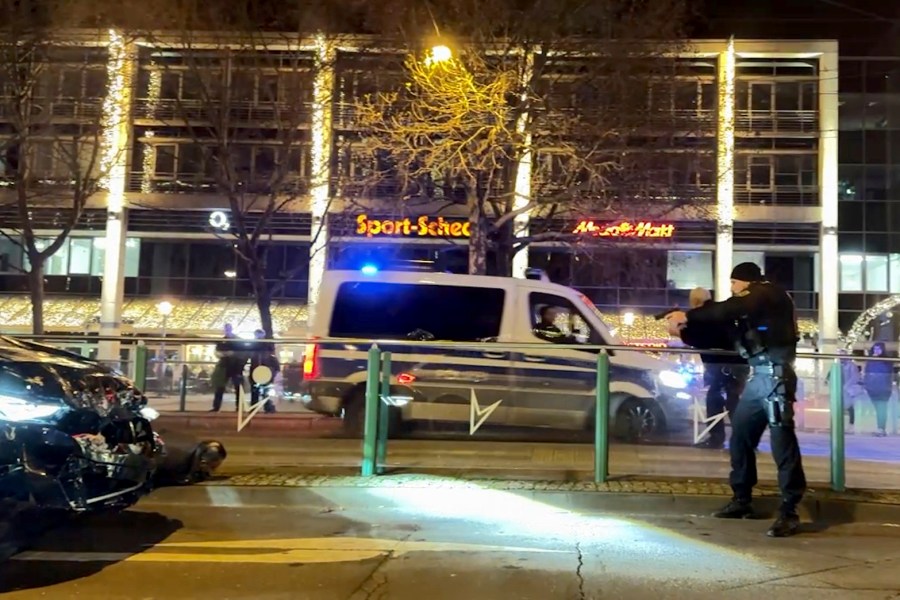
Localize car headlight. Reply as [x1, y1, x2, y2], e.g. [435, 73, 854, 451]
[0, 394, 62, 422]
[658, 370, 688, 390]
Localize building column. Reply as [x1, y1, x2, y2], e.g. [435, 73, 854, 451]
[818, 47, 840, 351]
[511, 49, 536, 279]
[307, 34, 336, 324]
[714, 38, 736, 301]
[98, 30, 135, 363]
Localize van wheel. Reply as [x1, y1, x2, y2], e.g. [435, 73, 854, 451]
[614, 398, 665, 443]
[342, 390, 405, 438]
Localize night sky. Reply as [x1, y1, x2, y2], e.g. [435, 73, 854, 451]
[693, 0, 900, 54]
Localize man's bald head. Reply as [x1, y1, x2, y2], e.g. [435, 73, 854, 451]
[689, 287, 712, 309]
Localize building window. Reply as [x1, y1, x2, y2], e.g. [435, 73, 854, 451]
[866, 255, 889, 292]
[890, 254, 900, 294]
[667, 251, 712, 290]
[838, 253, 900, 293]
[840, 254, 864, 292]
[734, 251, 765, 270]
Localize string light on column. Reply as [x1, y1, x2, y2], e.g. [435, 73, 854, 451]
[100, 28, 129, 201]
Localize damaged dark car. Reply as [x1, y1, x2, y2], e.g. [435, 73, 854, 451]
[0, 336, 226, 514]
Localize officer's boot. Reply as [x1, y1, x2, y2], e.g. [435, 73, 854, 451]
[767, 512, 800, 538]
[712, 499, 755, 519]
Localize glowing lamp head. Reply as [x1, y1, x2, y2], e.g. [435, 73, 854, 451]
[361, 264, 379, 275]
[425, 45, 453, 66]
[623, 311, 636, 326]
[156, 301, 174, 316]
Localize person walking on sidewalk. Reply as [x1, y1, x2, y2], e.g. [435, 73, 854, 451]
[864, 342, 894, 437]
[827, 351, 867, 434]
[210, 324, 248, 412]
[250, 329, 280, 414]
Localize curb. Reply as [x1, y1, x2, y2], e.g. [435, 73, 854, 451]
[203, 473, 900, 524]
[156, 412, 341, 433]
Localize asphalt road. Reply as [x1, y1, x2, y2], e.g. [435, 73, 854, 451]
[3, 485, 900, 599]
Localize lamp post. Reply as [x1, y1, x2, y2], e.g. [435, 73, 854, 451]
[156, 300, 174, 394]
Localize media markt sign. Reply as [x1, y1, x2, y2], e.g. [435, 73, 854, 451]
[355, 214, 471, 238]
[572, 220, 675, 238]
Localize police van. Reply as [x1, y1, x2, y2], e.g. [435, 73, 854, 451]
[300, 269, 693, 440]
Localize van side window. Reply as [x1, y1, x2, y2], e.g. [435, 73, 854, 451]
[330, 282, 505, 342]
[529, 292, 599, 346]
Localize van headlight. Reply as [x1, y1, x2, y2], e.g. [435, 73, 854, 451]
[658, 370, 688, 390]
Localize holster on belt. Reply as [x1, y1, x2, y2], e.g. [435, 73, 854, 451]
[761, 364, 794, 428]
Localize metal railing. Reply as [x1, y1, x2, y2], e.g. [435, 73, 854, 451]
[735, 110, 818, 134]
[5, 333, 900, 492]
[132, 98, 313, 124]
[734, 186, 820, 207]
[127, 172, 310, 195]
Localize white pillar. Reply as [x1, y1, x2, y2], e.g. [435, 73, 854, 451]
[98, 30, 134, 363]
[714, 38, 736, 301]
[307, 34, 335, 324]
[99, 211, 128, 363]
[818, 47, 840, 351]
[511, 49, 536, 279]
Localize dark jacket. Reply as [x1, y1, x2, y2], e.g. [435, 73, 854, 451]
[686, 281, 798, 366]
[679, 300, 744, 366]
[864, 358, 894, 398]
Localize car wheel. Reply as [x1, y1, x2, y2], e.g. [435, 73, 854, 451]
[614, 397, 665, 443]
[342, 389, 405, 438]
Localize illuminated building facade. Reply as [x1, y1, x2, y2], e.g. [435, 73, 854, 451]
[0, 34, 837, 348]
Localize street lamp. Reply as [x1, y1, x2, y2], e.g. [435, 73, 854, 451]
[623, 311, 636, 327]
[425, 44, 453, 67]
[156, 300, 174, 393]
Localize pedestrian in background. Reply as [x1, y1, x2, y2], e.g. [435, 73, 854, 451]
[210, 323, 247, 412]
[864, 342, 893, 437]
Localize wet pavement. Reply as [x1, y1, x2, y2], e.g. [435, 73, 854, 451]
[3, 485, 900, 599]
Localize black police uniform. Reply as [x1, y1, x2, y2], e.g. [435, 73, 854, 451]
[685, 276, 807, 537]
[679, 299, 749, 449]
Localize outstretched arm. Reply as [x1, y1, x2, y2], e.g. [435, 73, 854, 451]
[687, 288, 764, 325]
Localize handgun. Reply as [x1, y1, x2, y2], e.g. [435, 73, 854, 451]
[653, 307, 680, 321]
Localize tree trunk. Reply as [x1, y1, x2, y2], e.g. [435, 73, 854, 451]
[28, 259, 45, 335]
[494, 220, 514, 277]
[468, 196, 488, 275]
[251, 272, 275, 339]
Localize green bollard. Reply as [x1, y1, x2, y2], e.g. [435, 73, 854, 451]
[361, 344, 381, 477]
[828, 359, 845, 492]
[376, 352, 392, 475]
[594, 349, 610, 483]
[134, 344, 148, 392]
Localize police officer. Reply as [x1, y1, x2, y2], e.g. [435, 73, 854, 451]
[665, 262, 807, 538]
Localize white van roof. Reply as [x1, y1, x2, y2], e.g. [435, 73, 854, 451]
[322, 269, 580, 296]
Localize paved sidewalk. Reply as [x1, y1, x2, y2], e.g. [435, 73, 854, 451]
[6, 485, 900, 599]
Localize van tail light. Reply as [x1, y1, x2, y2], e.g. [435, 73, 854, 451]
[302, 343, 320, 379]
[396, 372, 416, 385]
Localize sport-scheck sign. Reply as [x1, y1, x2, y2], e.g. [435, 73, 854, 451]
[355, 215, 471, 238]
